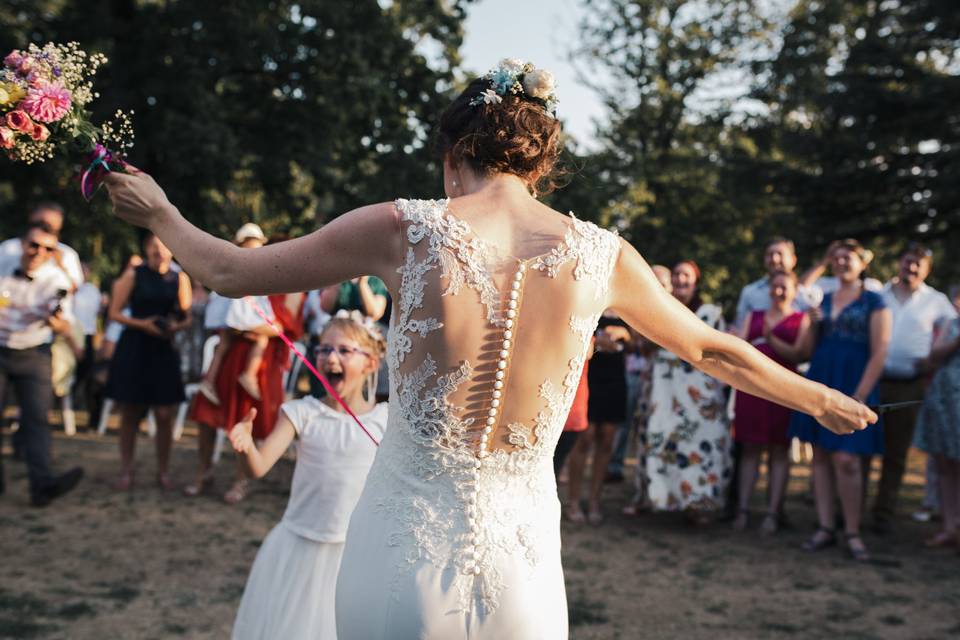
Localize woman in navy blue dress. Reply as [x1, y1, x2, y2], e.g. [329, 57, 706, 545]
[790, 240, 891, 561]
[106, 232, 192, 491]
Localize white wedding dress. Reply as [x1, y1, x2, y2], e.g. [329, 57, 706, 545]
[335, 198, 622, 639]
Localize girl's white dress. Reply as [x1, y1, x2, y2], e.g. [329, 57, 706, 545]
[232, 398, 388, 640]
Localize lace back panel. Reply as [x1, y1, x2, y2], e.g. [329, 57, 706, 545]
[372, 197, 620, 613]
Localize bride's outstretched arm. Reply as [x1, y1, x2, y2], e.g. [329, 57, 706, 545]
[104, 170, 402, 297]
[608, 238, 876, 435]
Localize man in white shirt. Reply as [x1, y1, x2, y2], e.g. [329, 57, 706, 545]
[871, 244, 958, 532]
[0, 225, 84, 505]
[733, 237, 821, 333]
[0, 202, 83, 291]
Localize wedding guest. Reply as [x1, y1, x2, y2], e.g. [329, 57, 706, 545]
[0, 202, 83, 290]
[800, 239, 883, 295]
[621, 265, 672, 516]
[105, 232, 192, 491]
[913, 306, 960, 548]
[554, 358, 590, 477]
[230, 312, 388, 639]
[790, 239, 891, 561]
[196, 224, 272, 404]
[607, 262, 671, 481]
[186, 243, 304, 504]
[565, 311, 630, 524]
[0, 225, 84, 505]
[734, 237, 820, 333]
[871, 244, 957, 532]
[732, 271, 811, 534]
[644, 260, 731, 525]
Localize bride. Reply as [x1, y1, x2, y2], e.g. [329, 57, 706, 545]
[106, 59, 874, 639]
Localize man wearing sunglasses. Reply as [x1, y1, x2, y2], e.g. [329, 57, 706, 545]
[0, 203, 83, 290]
[0, 225, 84, 506]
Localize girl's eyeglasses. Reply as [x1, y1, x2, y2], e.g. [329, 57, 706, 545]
[316, 344, 370, 360]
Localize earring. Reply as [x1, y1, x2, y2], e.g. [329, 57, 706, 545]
[451, 180, 458, 187]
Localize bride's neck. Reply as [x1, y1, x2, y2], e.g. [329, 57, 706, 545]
[456, 171, 532, 199]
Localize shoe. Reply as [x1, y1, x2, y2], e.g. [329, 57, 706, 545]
[31, 467, 84, 507]
[732, 509, 750, 532]
[112, 471, 133, 492]
[156, 473, 177, 492]
[182, 471, 215, 497]
[924, 531, 958, 549]
[587, 506, 604, 526]
[911, 508, 937, 523]
[760, 512, 779, 536]
[223, 479, 251, 504]
[565, 504, 586, 524]
[198, 380, 221, 406]
[801, 527, 837, 552]
[846, 533, 871, 562]
[238, 373, 262, 401]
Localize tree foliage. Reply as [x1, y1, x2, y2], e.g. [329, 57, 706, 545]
[0, 0, 469, 280]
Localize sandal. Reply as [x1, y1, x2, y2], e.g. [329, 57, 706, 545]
[182, 471, 215, 497]
[846, 533, 871, 562]
[565, 504, 586, 524]
[801, 527, 836, 551]
[112, 472, 133, 492]
[156, 473, 176, 492]
[587, 506, 604, 526]
[924, 530, 958, 549]
[223, 479, 251, 504]
[760, 512, 779, 536]
[732, 508, 750, 532]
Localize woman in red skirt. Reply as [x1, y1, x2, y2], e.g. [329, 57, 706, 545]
[185, 288, 304, 503]
[732, 271, 812, 533]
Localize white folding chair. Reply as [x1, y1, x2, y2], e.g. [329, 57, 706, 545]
[174, 335, 220, 441]
[61, 373, 77, 436]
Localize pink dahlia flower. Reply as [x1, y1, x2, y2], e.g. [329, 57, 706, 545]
[5, 110, 34, 133]
[0, 126, 14, 149]
[22, 83, 72, 123]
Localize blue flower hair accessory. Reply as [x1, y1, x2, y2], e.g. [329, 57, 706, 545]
[469, 58, 558, 117]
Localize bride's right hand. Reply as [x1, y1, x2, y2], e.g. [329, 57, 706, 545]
[104, 167, 173, 230]
[817, 389, 877, 435]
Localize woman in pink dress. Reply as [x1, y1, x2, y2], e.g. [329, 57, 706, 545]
[732, 271, 812, 533]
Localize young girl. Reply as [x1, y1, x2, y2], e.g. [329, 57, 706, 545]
[230, 311, 388, 640]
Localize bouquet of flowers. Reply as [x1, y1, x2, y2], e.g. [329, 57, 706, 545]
[1, 41, 133, 199]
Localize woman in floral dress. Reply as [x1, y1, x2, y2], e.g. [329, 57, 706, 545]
[644, 261, 731, 522]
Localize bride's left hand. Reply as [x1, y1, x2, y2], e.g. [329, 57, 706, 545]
[104, 166, 172, 229]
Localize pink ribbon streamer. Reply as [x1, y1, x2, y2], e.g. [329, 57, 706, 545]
[80, 143, 126, 201]
[242, 296, 380, 447]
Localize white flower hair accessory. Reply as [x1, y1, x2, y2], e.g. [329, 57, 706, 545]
[333, 309, 385, 344]
[469, 58, 558, 117]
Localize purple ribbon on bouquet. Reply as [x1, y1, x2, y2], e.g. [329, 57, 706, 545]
[80, 143, 126, 201]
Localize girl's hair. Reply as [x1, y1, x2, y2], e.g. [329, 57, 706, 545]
[319, 316, 387, 362]
[438, 78, 563, 196]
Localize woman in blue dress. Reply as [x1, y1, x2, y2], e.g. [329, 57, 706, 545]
[790, 240, 891, 561]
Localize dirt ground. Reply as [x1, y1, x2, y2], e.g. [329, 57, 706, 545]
[1, 422, 959, 640]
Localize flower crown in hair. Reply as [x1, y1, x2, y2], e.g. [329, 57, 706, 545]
[469, 58, 558, 118]
[333, 309, 385, 345]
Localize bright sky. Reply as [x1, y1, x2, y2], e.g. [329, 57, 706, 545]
[460, 0, 606, 149]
